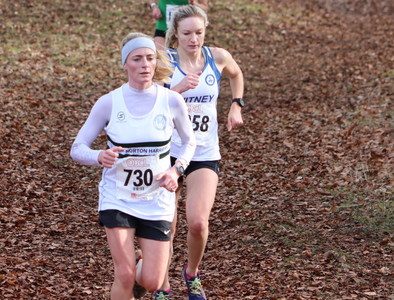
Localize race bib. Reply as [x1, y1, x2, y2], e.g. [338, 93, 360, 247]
[173, 103, 216, 146]
[116, 155, 161, 201]
[166, 5, 179, 28]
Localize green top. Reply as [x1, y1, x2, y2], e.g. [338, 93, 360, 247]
[156, 0, 189, 32]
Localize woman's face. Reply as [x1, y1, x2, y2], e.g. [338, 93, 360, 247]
[176, 16, 205, 54]
[124, 47, 156, 89]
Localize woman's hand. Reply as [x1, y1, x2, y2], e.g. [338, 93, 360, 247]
[151, 6, 162, 19]
[156, 167, 179, 192]
[172, 72, 201, 94]
[98, 146, 124, 168]
[227, 103, 244, 131]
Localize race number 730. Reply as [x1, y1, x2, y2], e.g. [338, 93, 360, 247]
[123, 169, 153, 187]
[190, 114, 209, 132]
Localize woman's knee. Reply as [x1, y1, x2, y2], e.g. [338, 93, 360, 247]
[139, 276, 162, 292]
[114, 265, 135, 287]
[188, 218, 209, 236]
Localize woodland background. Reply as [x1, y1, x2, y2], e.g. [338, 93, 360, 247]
[1, 0, 393, 299]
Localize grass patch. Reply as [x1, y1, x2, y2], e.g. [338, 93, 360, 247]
[237, 2, 269, 13]
[335, 189, 394, 234]
[381, 69, 394, 78]
[354, 196, 394, 233]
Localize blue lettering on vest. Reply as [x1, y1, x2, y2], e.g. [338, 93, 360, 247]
[184, 95, 215, 103]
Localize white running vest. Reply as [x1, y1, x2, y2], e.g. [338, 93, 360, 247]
[98, 85, 175, 222]
[168, 46, 222, 161]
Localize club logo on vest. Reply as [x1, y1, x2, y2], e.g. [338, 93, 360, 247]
[154, 114, 167, 131]
[117, 111, 126, 122]
[205, 74, 215, 86]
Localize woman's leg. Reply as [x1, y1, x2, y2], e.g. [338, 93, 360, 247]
[185, 168, 218, 276]
[137, 237, 171, 291]
[158, 181, 183, 291]
[105, 227, 136, 300]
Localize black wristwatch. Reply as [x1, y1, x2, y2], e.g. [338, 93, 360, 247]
[175, 164, 185, 176]
[231, 98, 245, 108]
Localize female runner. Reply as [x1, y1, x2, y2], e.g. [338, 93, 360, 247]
[70, 32, 195, 300]
[154, 5, 244, 300]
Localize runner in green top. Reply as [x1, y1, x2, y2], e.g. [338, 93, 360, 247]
[148, 0, 208, 49]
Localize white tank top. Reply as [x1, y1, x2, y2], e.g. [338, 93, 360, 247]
[168, 46, 222, 161]
[98, 85, 175, 221]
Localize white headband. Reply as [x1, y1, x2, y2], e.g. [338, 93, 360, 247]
[121, 37, 157, 65]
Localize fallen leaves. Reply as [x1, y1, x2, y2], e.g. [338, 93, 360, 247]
[1, 0, 393, 299]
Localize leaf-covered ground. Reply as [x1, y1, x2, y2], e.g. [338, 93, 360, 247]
[1, 0, 393, 299]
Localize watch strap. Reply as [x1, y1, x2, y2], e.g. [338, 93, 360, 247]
[231, 98, 245, 107]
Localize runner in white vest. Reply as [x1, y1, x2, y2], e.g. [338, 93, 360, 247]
[155, 5, 244, 300]
[70, 32, 195, 300]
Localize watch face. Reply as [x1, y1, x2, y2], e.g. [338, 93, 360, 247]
[177, 165, 185, 176]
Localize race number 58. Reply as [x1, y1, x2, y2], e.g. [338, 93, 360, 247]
[190, 114, 209, 132]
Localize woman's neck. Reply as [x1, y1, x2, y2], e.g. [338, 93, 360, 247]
[126, 82, 155, 93]
[178, 47, 205, 73]
[128, 81, 153, 91]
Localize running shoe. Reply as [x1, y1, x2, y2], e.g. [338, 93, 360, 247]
[182, 265, 206, 300]
[133, 249, 147, 299]
[153, 290, 171, 300]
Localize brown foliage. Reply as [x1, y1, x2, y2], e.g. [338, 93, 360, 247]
[0, 0, 393, 298]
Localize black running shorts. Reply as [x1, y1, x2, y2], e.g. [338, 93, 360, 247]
[171, 157, 220, 182]
[99, 209, 171, 241]
[154, 29, 166, 38]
